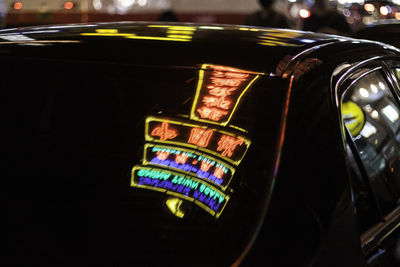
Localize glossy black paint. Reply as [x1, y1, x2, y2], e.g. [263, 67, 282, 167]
[4, 22, 400, 267]
[353, 23, 400, 49]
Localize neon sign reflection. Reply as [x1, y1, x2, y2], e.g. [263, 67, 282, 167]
[132, 166, 229, 218]
[131, 63, 260, 219]
[143, 144, 235, 189]
[190, 64, 261, 126]
[145, 117, 251, 165]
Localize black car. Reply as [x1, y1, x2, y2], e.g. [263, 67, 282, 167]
[4, 22, 400, 267]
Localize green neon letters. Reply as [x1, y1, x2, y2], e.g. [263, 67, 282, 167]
[131, 166, 229, 218]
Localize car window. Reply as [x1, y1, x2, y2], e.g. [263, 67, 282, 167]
[341, 70, 400, 218]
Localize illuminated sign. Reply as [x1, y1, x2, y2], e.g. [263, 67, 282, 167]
[145, 116, 251, 165]
[143, 143, 235, 189]
[190, 64, 261, 126]
[131, 166, 229, 218]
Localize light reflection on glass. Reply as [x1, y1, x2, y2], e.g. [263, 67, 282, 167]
[0, 34, 34, 41]
[360, 121, 377, 138]
[382, 105, 399, 122]
[370, 84, 378, 93]
[359, 87, 369, 98]
[341, 71, 400, 215]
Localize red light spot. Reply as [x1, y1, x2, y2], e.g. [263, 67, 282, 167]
[151, 122, 178, 141]
[156, 151, 170, 161]
[64, 1, 74, 10]
[192, 160, 198, 165]
[391, 167, 394, 173]
[13, 2, 23, 10]
[187, 128, 214, 147]
[175, 153, 188, 164]
[217, 135, 244, 157]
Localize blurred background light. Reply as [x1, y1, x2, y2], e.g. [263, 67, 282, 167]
[3, 0, 400, 33]
[299, 8, 311, 19]
[13, 1, 23, 10]
[114, 0, 135, 13]
[138, 0, 147, 7]
[380, 6, 389, 16]
[92, 0, 102, 10]
[364, 3, 375, 12]
[64, 1, 74, 10]
[343, 8, 351, 17]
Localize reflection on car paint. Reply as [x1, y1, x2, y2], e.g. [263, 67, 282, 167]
[190, 64, 261, 126]
[145, 116, 251, 165]
[143, 143, 235, 189]
[131, 64, 259, 218]
[81, 27, 194, 42]
[131, 166, 229, 218]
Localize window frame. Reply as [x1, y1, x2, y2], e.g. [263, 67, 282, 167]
[336, 56, 400, 255]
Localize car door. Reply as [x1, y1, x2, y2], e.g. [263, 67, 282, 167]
[339, 59, 400, 266]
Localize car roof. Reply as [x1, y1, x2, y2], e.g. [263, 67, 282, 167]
[353, 22, 400, 49]
[0, 21, 397, 75]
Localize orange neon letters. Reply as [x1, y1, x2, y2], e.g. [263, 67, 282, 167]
[217, 135, 244, 157]
[191, 64, 257, 125]
[175, 153, 188, 164]
[156, 151, 170, 160]
[151, 122, 178, 141]
[211, 77, 245, 87]
[197, 107, 228, 121]
[200, 161, 212, 172]
[214, 167, 225, 179]
[188, 128, 214, 147]
[207, 86, 237, 97]
[202, 96, 232, 109]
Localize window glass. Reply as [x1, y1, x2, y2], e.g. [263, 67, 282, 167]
[342, 71, 400, 216]
[394, 68, 400, 80]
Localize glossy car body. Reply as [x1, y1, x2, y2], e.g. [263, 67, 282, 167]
[353, 22, 400, 49]
[4, 22, 400, 267]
